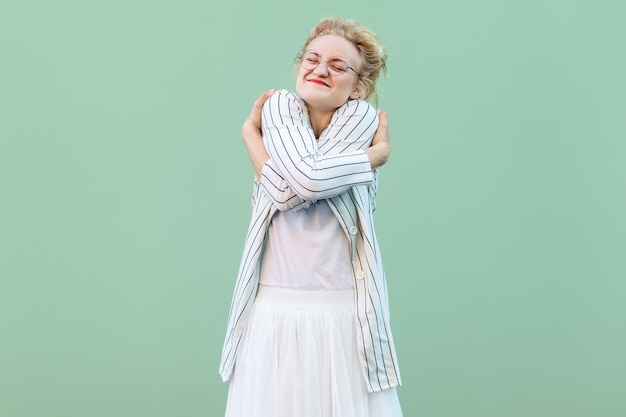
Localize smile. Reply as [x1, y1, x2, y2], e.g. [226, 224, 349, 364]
[307, 79, 330, 87]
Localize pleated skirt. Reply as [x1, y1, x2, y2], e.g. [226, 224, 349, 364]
[224, 286, 403, 417]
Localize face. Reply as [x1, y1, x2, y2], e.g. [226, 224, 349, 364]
[295, 34, 362, 112]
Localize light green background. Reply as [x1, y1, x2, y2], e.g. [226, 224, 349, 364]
[1, 1, 625, 416]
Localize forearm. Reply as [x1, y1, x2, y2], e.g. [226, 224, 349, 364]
[244, 89, 388, 206]
[261, 90, 375, 200]
[264, 134, 373, 200]
[365, 109, 391, 170]
[242, 130, 269, 179]
[259, 159, 313, 211]
[243, 110, 313, 210]
[364, 142, 390, 170]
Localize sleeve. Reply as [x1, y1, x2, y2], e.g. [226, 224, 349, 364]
[369, 169, 379, 212]
[259, 89, 378, 202]
[258, 158, 315, 211]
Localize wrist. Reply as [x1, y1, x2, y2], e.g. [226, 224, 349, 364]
[365, 143, 390, 170]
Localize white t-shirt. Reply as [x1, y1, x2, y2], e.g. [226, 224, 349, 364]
[259, 200, 353, 290]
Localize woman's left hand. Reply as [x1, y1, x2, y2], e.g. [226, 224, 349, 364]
[242, 89, 275, 142]
[241, 89, 274, 178]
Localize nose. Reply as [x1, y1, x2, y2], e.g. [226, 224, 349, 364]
[313, 60, 330, 76]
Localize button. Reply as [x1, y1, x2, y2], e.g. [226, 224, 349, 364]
[349, 226, 358, 235]
[356, 270, 365, 280]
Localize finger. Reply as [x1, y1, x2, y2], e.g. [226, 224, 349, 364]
[246, 89, 275, 131]
[251, 93, 267, 111]
[255, 89, 275, 107]
[377, 110, 388, 128]
[249, 89, 275, 119]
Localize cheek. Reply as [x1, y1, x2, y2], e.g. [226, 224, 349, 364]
[295, 76, 306, 96]
[336, 78, 356, 95]
[348, 80, 362, 98]
[296, 66, 311, 81]
[295, 68, 309, 88]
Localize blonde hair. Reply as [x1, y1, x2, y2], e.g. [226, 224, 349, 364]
[296, 17, 387, 105]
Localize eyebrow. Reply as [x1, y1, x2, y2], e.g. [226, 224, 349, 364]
[304, 50, 349, 62]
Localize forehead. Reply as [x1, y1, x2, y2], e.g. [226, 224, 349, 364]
[307, 34, 360, 62]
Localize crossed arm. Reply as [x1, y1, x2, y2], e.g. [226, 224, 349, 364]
[241, 89, 391, 210]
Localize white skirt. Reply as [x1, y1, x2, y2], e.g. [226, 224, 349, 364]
[225, 286, 403, 417]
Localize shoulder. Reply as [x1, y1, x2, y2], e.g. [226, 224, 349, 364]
[338, 99, 377, 119]
[333, 99, 379, 128]
[264, 89, 305, 112]
[262, 89, 309, 128]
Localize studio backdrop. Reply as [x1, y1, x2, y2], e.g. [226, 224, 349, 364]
[1, 1, 625, 416]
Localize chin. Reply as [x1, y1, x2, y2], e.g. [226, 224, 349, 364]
[297, 88, 345, 112]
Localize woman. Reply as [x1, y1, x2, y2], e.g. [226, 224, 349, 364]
[220, 18, 402, 417]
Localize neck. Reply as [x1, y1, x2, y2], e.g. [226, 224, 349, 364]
[308, 108, 334, 138]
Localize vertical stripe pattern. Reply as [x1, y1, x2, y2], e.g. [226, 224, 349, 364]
[220, 89, 401, 393]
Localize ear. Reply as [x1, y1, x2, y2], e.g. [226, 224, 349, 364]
[349, 80, 366, 100]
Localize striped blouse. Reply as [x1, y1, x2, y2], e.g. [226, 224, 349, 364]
[219, 89, 401, 393]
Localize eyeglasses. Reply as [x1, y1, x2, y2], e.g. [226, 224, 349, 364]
[298, 52, 360, 77]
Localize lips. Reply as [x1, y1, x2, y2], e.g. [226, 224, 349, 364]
[307, 78, 330, 87]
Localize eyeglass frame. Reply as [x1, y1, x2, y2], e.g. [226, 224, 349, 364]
[297, 51, 361, 77]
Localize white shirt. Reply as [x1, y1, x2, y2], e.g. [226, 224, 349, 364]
[220, 89, 401, 393]
[259, 200, 353, 290]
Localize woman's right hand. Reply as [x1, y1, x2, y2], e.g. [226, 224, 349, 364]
[365, 110, 391, 170]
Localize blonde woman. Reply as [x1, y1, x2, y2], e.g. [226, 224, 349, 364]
[221, 18, 403, 417]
